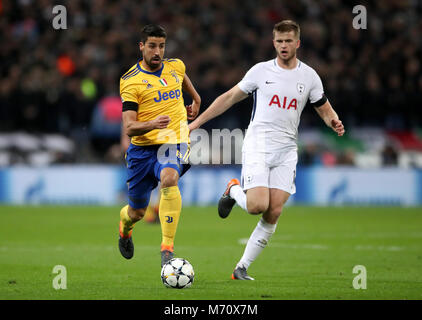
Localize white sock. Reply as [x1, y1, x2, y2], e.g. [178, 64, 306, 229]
[229, 185, 247, 212]
[236, 218, 277, 270]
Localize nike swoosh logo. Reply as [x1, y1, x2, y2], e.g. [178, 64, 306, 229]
[265, 81, 275, 84]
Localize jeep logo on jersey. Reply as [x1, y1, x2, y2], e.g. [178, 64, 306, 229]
[269, 95, 297, 110]
[154, 89, 181, 103]
[297, 83, 305, 94]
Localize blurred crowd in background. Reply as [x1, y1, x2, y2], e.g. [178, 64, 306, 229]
[1, 0, 422, 167]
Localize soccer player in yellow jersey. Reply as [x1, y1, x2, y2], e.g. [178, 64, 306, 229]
[118, 24, 201, 267]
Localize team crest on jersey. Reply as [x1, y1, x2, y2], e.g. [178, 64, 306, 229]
[297, 83, 305, 94]
[170, 70, 179, 83]
[159, 78, 168, 87]
[142, 79, 148, 84]
[146, 84, 153, 89]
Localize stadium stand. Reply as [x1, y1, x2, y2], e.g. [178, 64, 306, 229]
[1, 0, 421, 167]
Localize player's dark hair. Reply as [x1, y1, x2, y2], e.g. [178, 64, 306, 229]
[140, 24, 167, 43]
[273, 20, 300, 39]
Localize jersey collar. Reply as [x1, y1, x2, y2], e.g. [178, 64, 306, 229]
[137, 61, 164, 78]
[274, 58, 301, 71]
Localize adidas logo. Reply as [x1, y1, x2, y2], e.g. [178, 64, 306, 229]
[257, 239, 267, 247]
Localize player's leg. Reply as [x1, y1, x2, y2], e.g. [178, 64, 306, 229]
[120, 205, 146, 237]
[119, 185, 155, 260]
[119, 205, 147, 259]
[119, 144, 157, 259]
[232, 153, 296, 280]
[229, 164, 272, 280]
[232, 189, 289, 280]
[158, 167, 182, 266]
[155, 143, 191, 266]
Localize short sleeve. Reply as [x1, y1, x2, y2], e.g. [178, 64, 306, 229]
[237, 64, 261, 94]
[167, 58, 186, 76]
[176, 59, 186, 76]
[120, 79, 139, 104]
[308, 70, 325, 104]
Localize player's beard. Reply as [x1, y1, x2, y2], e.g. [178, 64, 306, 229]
[145, 55, 162, 70]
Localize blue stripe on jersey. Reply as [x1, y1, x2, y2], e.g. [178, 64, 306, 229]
[136, 62, 164, 78]
[121, 67, 138, 79]
[122, 68, 140, 80]
[250, 90, 257, 122]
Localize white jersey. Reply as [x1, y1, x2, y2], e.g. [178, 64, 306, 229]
[238, 58, 325, 154]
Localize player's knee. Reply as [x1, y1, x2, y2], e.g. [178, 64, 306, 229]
[161, 177, 178, 188]
[128, 207, 146, 222]
[160, 170, 179, 188]
[247, 202, 268, 215]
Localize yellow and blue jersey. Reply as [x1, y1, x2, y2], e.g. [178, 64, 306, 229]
[120, 58, 189, 146]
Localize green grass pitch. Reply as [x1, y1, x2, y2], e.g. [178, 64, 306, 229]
[0, 205, 421, 300]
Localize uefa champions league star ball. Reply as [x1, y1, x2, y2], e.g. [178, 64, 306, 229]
[161, 258, 194, 289]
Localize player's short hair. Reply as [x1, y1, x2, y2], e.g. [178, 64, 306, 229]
[140, 24, 167, 43]
[273, 20, 300, 39]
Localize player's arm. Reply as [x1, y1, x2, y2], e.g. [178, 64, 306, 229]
[120, 122, 131, 153]
[188, 85, 248, 131]
[123, 109, 171, 137]
[182, 73, 201, 120]
[314, 101, 345, 136]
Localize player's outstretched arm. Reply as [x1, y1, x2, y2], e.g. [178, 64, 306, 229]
[123, 110, 171, 137]
[314, 101, 345, 136]
[188, 85, 248, 131]
[182, 73, 201, 121]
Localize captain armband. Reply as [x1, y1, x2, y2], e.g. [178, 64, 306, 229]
[310, 94, 327, 108]
[122, 101, 138, 112]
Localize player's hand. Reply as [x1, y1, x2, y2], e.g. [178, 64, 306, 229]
[186, 100, 200, 120]
[152, 115, 171, 129]
[331, 119, 345, 136]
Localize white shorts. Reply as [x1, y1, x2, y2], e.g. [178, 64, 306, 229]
[241, 149, 298, 194]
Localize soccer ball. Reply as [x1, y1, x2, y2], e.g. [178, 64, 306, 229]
[161, 258, 194, 289]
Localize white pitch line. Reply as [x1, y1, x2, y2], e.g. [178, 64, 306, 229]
[237, 239, 416, 252]
[354, 245, 404, 252]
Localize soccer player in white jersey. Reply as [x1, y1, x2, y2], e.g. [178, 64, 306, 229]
[188, 20, 345, 280]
